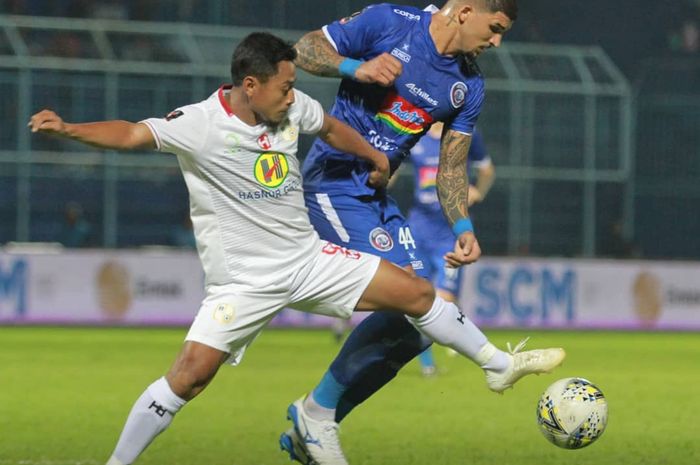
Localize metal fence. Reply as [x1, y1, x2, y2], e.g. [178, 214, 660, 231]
[0, 15, 633, 257]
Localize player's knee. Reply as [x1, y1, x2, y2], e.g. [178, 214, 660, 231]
[403, 276, 435, 317]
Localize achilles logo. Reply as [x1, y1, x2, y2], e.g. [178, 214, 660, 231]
[456, 311, 466, 324]
[149, 401, 168, 417]
[405, 83, 438, 106]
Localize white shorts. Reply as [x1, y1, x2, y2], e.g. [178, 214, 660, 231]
[185, 240, 381, 365]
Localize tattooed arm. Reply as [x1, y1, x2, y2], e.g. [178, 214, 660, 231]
[437, 128, 482, 266]
[295, 30, 345, 77]
[294, 30, 402, 86]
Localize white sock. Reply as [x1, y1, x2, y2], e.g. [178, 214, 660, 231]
[106, 377, 187, 465]
[408, 297, 510, 372]
[304, 394, 336, 422]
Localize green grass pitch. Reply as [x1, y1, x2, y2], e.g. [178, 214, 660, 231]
[1, 327, 698, 465]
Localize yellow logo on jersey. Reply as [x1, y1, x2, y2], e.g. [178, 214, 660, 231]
[254, 152, 289, 188]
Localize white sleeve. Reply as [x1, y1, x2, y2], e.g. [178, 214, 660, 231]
[141, 103, 209, 157]
[291, 89, 325, 134]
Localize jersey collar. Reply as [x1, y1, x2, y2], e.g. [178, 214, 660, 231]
[218, 84, 235, 117]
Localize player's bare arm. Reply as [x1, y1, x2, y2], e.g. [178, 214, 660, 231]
[437, 128, 481, 266]
[294, 30, 345, 77]
[318, 112, 390, 188]
[28, 109, 156, 150]
[295, 29, 402, 86]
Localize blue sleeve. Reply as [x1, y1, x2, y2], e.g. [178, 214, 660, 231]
[445, 78, 485, 135]
[468, 131, 488, 163]
[324, 4, 405, 59]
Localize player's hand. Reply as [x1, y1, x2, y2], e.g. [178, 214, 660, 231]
[367, 151, 390, 189]
[468, 185, 483, 207]
[354, 53, 402, 87]
[444, 232, 481, 268]
[28, 109, 67, 136]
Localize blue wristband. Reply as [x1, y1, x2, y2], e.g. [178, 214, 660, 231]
[453, 217, 475, 236]
[339, 58, 363, 80]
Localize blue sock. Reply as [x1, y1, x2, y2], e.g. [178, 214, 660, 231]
[331, 312, 431, 423]
[310, 371, 346, 409]
[418, 346, 436, 369]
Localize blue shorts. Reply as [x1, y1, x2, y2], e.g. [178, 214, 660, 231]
[409, 210, 463, 297]
[305, 192, 429, 278]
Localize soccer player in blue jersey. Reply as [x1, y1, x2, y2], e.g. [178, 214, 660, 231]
[280, 2, 565, 464]
[408, 122, 496, 375]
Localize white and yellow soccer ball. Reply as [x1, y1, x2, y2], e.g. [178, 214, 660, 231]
[536, 377, 608, 449]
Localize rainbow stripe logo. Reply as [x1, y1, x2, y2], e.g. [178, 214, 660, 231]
[375, 92, 433, 135]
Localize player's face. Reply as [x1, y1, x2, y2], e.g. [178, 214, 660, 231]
[250, 60, 296, 124]
[458, 7, 512, 57]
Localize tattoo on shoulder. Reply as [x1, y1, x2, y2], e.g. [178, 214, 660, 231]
[295, 31, 342, 77]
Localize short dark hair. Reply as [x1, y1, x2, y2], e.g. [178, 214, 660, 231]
[230, 32, 297, 86]
[484, 0, 518, 21]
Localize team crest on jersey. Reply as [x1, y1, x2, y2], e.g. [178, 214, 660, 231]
[450, 82, 468, 108]
[281, 124, 299, 142]
[257, 133, 272, 150]
[254, 152, 289, 188]
[375, 92, 434, 135]
[212, 303, 235, 325]
[369, 227, 394, 252]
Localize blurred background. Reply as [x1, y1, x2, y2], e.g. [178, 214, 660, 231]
[0, 1, 699, 329]
[1, 0, 699, 257]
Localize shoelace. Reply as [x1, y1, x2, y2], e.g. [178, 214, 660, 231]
[506, 337, 530, 355]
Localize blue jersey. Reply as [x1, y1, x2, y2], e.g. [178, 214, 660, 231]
[409, 129, 489, 216]
[302, 3, 485, 197]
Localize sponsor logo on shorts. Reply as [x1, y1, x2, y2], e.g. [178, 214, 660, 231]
[450, 82, 468, 108]
[322, 242, 362, 260]
[254, 152, 289, 188]
[369, 227, 394, 252]
[213, 303, 235, 324]
[411, 259, 424, 270]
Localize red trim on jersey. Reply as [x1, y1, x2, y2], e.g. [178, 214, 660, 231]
[218, 85, 234, 116]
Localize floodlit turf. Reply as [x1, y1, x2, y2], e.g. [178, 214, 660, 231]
[0, 327, 698, 465]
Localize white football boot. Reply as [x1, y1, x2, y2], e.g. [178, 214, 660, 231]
[280, 426, 317, 465]
[286, 397, 349, 465]
[482, 338, 566, 393]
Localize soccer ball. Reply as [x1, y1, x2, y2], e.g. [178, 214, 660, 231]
[536, 377, 608, 449]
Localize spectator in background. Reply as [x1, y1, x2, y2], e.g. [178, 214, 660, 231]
[59, 201, 92, 247]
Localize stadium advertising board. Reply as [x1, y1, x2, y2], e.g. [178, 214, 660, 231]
[461, 258, 700, 330]
[1, 251, 699, 330]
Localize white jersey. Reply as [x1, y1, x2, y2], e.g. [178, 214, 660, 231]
[143, 86, 325, 287]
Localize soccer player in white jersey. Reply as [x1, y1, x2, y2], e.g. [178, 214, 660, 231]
[29, 32, 565, 465]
